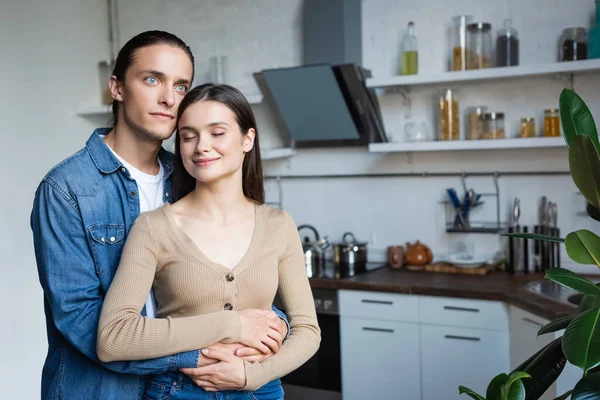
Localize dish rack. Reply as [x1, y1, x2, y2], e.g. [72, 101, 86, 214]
[441, 172, 506, 234]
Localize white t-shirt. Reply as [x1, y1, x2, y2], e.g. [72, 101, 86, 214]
[105, 142, 164, 318]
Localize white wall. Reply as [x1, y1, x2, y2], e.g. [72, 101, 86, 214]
[4, 0, 599, 398]
[1, 0, 110, 397]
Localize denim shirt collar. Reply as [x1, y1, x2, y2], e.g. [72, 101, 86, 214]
[86, 128, 174, 178]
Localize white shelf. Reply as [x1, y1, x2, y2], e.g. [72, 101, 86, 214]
[76, 93, 263, 116]
[367, 59, 600, 89]
[262, 147, 296, 160]
[368, 137, 566, 153]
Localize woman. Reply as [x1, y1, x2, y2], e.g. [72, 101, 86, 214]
[97, 83, 320, 399]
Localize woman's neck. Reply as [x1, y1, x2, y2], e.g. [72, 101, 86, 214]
[186, 177, 254, 224]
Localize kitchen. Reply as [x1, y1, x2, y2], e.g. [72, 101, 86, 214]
[4, 0, 600, 399]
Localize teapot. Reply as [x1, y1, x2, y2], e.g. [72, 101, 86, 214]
[297, 225, 330, 277]
[405, 240, 433, 266]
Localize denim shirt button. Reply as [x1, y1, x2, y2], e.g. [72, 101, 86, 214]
[121, 167, 126, 173]
[100, 237, 105, 243]
[130, 191, 136, 197]
[109, 236, 115, 242]
[165, 192, 169, 198]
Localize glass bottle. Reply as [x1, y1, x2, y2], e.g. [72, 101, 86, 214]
[467, 23, 493, 69]
[520, 118, 536, 138]
[467, 106, 487, 140]
[560, 28, 588, 61]
[496, 19, 519, 67]
[481, 112, 505, 140]
[401, 22, 418, 75]
[439, 89, 460, 141]
[544, 109, 561, 137]
[451, 15, 473, 71]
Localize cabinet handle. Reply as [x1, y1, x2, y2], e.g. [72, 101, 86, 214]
[363, 327, 395, 333]
[444, 334, 481, 342]
[443, 306, 480, 313]
[361, 299, 393, 305]
[522, 317, 543, 328]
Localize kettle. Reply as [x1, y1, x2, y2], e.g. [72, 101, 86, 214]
[297, 224, 330, 277]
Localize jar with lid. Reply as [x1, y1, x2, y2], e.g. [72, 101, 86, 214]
[481, 112, 505, 139]
[467, 23, 493, 69]
[520, 118, 536, 138]
[451, 15, 473, 71]
[439, 89, 460, 141]
[467, 106, 487, 140]
[544, 109, 561, 137]
[560, 27, 588, 61]
[496, 19, 519, 67]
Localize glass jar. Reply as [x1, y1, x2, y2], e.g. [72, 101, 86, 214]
[544, 109, 561, 137]
[481, 112, 505, 139]
[496, 19, 519, 67]
[451, 15, 473, 71]
[560, 27, 588, 61]
[467, 23, 493, 69]
[467, 106, 487, 140]
[439, 89, 460, 141]
[520, 118, 536, 138]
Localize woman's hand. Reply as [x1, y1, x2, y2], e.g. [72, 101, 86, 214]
[182, 348, 246, 391]
[237, 309, 284, 354]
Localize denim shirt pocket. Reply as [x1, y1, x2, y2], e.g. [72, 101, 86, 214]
[88, 223, 126, 289]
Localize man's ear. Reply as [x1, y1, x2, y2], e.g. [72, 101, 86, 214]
[108, 76, 123, 102]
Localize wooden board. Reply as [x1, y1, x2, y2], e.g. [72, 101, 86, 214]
[405, 262, 501, 275]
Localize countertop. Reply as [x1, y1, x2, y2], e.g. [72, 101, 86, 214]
[309, 266, 575, 320]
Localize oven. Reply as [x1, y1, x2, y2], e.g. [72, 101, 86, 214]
[275, 288, 341, 400]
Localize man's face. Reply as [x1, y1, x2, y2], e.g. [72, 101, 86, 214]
[111, 44, 193, 142]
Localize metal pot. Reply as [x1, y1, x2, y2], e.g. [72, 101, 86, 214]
[297, 224, 330, 277]
[333, 232, 368, 269]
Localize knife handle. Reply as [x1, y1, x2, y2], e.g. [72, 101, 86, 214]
[523, 226, 529, 273]
[507, 227, 515, 274]
[556, 228, 561, 269]
[533, 225, 540, 272]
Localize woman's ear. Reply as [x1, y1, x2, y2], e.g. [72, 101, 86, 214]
[242, 128, 256, 153]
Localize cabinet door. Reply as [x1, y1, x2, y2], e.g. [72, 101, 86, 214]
[340, 317, 421, 400]
[420, 324, 509, 400]
[509, 306, 555, 400]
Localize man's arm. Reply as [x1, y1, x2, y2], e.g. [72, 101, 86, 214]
[271, 305, 289, 340]
[31, 180, 199, 375]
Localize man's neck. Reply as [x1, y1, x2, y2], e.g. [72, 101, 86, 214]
[103, 124, 163, 175]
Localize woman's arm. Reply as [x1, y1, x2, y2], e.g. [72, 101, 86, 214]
[97, 213, 245, 362]
[241, 212, 321, 391]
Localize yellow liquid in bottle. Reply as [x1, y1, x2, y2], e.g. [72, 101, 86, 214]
[401, 51, 418, 75]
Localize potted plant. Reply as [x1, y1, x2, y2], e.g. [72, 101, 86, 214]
[458, 88, 600, 400]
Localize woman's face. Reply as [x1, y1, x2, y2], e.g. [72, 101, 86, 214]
[178, 100, 255, 185]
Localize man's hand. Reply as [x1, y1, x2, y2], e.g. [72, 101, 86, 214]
[181, 348, 246, 391]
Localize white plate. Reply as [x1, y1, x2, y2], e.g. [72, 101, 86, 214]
[443, 253, 493, 268]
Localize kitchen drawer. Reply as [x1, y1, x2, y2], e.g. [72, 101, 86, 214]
[338, 290, 418, 322]
[419, 295, 509, 331]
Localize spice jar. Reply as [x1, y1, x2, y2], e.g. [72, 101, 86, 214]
[481, 112, 505, 139]
[451, 15, 473, 71]
[439, 89, 460, 141]
[544, 109, 561, 137]
[560, 27, 588, 61]
[520, 118, 536, 138]
[496, 19, 519, 67]
[467, 106, 487, 140]
[467, 23, 493, 69]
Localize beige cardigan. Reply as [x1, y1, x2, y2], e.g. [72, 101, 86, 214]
[97, 203, 320, 390]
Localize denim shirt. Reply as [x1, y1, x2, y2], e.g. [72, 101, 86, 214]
[30, 128, 289, 400]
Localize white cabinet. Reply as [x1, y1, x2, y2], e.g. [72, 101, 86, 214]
[340, 317, 421, 400]
[420, 324, 510, 400]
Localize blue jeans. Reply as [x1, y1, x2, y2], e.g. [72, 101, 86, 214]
[144, 371, 284, 400]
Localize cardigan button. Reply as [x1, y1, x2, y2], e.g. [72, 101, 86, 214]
[226, 273, 234, 282]
[224, 303, 233, 311]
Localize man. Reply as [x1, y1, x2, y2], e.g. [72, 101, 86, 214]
[31, 30, 288, 400]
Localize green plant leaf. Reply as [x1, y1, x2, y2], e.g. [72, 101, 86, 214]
[501, 371, 529, 400]
[487, 373, 509, 400]
[563, 307, 600, 374]
[545, 268, 600, 296]
[501, 232, 565, 243]
[538, 315, 576, 336]
[569, 135, 600, 209]
[571, 372, 600, 399]
[566, 230, 600, 267]
[459, 386, 486, 400]
[554, 390, 573, 400]
[560, 88, 600, 153]
[580, 295, 600, 313]
[513, 337, 566, 400]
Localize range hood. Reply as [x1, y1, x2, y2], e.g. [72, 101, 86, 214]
[254, 63, 387, 148]
[252, 0, 388, 148]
